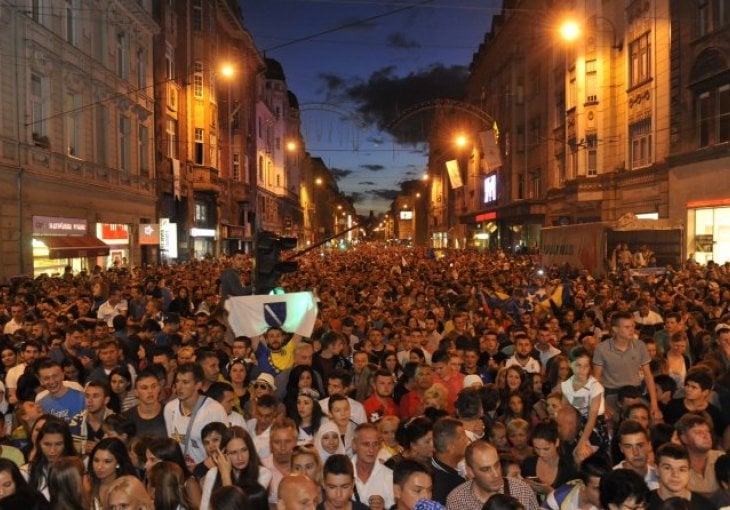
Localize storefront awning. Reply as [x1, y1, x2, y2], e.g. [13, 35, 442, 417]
[36, 236, 110, 259]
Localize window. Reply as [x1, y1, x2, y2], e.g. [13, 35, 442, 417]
[138, 124, 149, 176]
[137, 49, 146, 89]
[192, 0, 202, 31]
[93, 18, 107, 64]
[233, 153, 240, 181]
[258, 155, 263, 181]
[194, 128, 204, 165]
[194, 201, 207, 223]
[165, 44, 175, 80]
[31, 0, 42, 22]
[193, 61, 203, 98]
[65, 0, 77, 45]
[30, 74, 46, 138]
[516, 126, 525, 152]
[586, 133, 598, 176]
[97, 105, 108, 164]
[117, 32, 128, 79]
[119, 115, 131, 171]
[698, 84, 730, 146]
[529, 116, 541, 146]
[166, 117, 178, 159]
[65, 92, 81, 157]
[568, 144, 578, 180]
[275, 137, 281, 150]
[629, 33, 651, 87]
[529, 170, 541, 199]
[516, 173, 525, 199]
[630, 118, 652, 169]
[585, 59, 598, 103]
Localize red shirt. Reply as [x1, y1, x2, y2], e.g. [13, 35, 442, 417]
[398, 390, 424, 419]
[434, 372, 465, 413]
[363, 394, 399, 422]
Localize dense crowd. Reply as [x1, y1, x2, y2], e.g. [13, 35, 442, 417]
[0, 244, 729, 510]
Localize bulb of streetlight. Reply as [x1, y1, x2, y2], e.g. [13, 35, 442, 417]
[416, 192, 421, 198]
[221, 64, 235, 78]
[455, 135, 468, 148]
[315, 177, 323, 185]
[560, 20, 581, 42]
[421, 173, 429, 181]
[286, 140, 297, 152]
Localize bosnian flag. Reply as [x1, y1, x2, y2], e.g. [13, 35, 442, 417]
[225, 292, 318, 338]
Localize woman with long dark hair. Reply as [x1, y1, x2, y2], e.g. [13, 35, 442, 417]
[48, 456, 91, 510]
[283, 365, 316, 412]
[287, 388, 324, 444]
[0, 457, 46, 506]
[89, 437, 137, 509]
[199, 426, 271, 510]
[144, 437, 202, 510]
[146, 461, 193, 510]
[22, 418, 76, 500]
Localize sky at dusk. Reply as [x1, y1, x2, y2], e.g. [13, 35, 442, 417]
[239, 0, 503, 214]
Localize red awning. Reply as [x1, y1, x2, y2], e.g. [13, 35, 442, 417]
[36, 236, 110, 259]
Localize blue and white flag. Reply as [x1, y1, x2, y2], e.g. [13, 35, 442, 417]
[225, 291, 318, 338]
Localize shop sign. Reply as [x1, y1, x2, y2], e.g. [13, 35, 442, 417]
[139, 224, 159, 245]
[475, 211, 497, 222]
[33, 215, 87, 235]
[97, 223, 129, 244]
[483, 174, 497, 203]
[191, 228, 216, 237]
[160, 218, 178, 259]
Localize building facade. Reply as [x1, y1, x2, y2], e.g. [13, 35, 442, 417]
[428, 0, 720, 258]
[0, 0, 158, 279]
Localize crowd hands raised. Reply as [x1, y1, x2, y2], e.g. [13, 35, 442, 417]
[0, 245, 729, 510]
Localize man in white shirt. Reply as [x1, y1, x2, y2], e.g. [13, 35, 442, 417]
[505, 335, 541, 374]
[6, 340, 42, 405]
[246, 393, 278, 458]
[2, 302, 26, 335]
[534, 326, 561, 373]
[613, 419, 660, 490]
[164, 363, 228, 467]
[351, 423, 395, 509]
[319, 369, 366, 424]
[97, 286, 128, 327]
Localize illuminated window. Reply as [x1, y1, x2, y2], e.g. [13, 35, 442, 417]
[630, 118, 652, 169]
[629, 33, 651, 87]
[193, 61, 203, 98]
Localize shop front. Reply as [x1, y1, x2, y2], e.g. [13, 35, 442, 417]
[96, 223, 131, 269]
[32, 216, 109, 276]
[190, 228, 216, 259]
[687, 199, 730, 265]
[469, 211, 500, 251]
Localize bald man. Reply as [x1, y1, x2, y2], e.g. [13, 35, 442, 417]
[277, 474, 320, 510]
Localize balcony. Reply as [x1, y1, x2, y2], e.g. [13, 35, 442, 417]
[191, 166, 222, 194]
[229, 180, 250, 203]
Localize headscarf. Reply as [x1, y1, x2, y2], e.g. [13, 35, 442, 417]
[314, 420, 345, 462]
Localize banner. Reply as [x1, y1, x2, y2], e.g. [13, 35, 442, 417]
[226, 291, 318, 338]
[445, 160, 463, 189]
[479, 130, 502, 171]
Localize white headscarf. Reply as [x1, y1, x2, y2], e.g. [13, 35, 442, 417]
[315, 420, 346, 462]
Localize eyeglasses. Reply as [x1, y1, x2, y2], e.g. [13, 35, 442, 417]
[253, 382, 271, 390]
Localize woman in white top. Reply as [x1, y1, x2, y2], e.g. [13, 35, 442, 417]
[199, 426, 271, 510]
[561, 346, 609, 460]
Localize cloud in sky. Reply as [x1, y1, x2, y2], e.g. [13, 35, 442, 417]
[358, 181, 376, 185]
[369, 189, 400, 200]
[330, 167, 353, 179]
[360, 163, 385, 172]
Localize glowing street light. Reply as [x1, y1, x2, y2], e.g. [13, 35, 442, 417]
[221, 64, 235, 78]
[455, 134, 469, 148]
[286, 140, 298, 152]
[315, 177, 323, 186]
[421, 173, 429, 181]
[559, 19, 581, 42]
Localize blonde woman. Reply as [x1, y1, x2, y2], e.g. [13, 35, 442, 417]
[422, 383, 448, 411]
[105, 475, 153, 510]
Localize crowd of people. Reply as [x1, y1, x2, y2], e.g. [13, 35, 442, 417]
[0, 244, 729, 510]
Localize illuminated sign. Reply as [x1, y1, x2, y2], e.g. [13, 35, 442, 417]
[139, 224, 159, 245]
[484, 174, 497, 203]
[33, 216, 87, 235]
[400, 211, 413, 220]
[97, 223, 129, 244]
[475, 212, 497, 222]
[161, 218, 178, 258]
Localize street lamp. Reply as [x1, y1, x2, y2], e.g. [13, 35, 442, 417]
[286, 140, 298, 152]
[559, 16, 622, 50]
[455, 134, 469, 148]
[315, 177, 323, 186]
